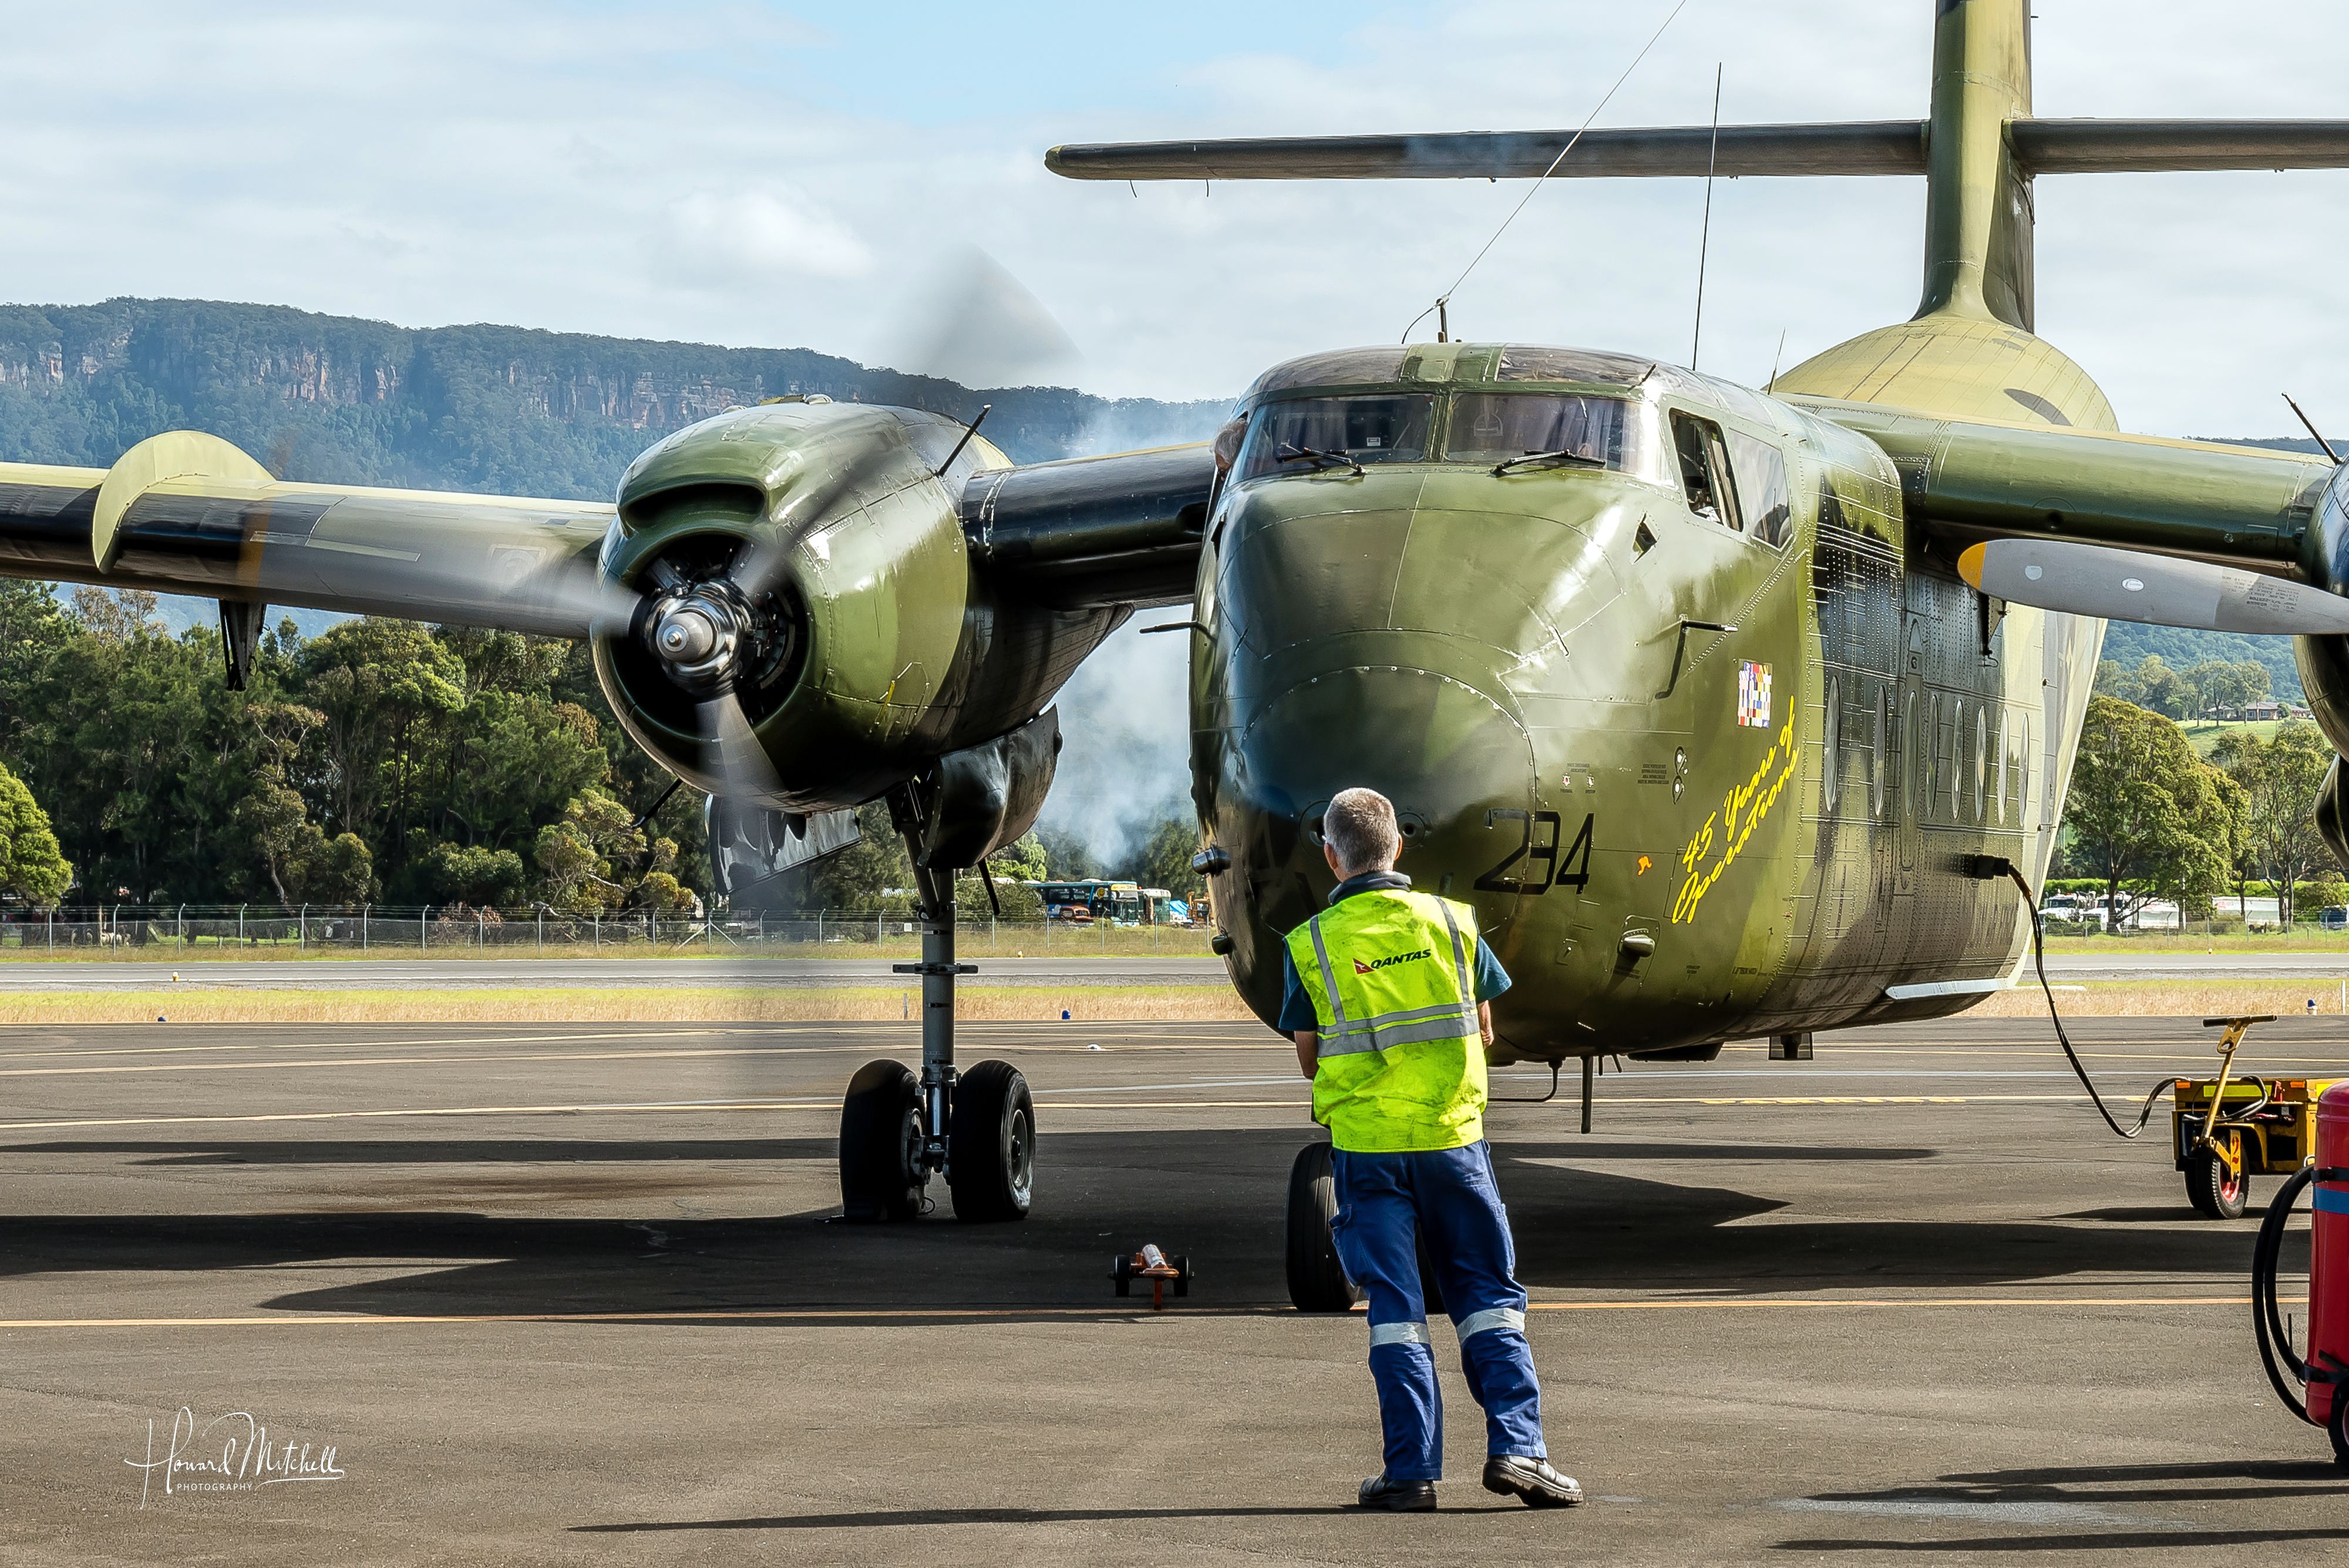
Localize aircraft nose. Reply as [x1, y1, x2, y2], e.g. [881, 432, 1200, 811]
[1225, 661, 1538, 930]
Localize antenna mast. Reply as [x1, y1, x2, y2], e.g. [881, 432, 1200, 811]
[1690, 63, 1722, 371]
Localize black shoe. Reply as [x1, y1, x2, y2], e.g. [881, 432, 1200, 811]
[1482, 1455, 1583, 1508]
[1357, 1474, 1438, 1512]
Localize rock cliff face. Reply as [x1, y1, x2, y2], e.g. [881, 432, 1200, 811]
[0, 298, 1226, 499]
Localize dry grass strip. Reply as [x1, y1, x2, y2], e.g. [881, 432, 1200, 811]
[0, 986, 1251, 1027]
[1973, 979, 2349, 1018]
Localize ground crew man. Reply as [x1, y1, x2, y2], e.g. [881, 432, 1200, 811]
[1280, 786, 1582, 1513]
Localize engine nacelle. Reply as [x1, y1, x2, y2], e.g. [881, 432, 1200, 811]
[591, 398, 1024, 812]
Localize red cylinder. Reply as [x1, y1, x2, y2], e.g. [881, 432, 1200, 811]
[2313, 1084, 2349, 1428]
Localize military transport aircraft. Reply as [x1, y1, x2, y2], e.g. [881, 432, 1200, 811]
[6, 0, 2349, 1305]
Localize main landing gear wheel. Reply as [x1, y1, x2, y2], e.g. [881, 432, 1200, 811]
[948, 1058, 1034, 1223]
[2185, 1142, 2250, 1220]
[840, 1059, 926, 1222]
[1285, 1142, 1362, 1313]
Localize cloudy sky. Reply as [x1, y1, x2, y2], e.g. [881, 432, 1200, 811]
[5, 1, 2348, 436]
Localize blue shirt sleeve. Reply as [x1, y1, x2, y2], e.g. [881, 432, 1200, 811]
[1472, 937, 1512, 1003]
[1276, 945, 1320, 1033]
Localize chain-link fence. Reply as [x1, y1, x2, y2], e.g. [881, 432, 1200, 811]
[0, 905, 1220, 960]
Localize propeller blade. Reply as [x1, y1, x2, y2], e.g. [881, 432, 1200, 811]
[696, 688, 786, 803]
[1957, 537, 2349, 635]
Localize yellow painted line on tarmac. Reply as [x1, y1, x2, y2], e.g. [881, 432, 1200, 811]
[0, 1101, 840, 1132]
[0, 1091, 2123, 1133]
[0, 1296, 2284, 1331]
[0, 1046, 911, 1079]
[0, 1025, 1273, 1065]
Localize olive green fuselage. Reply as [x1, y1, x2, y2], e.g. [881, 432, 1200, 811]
[1192, 341, 2105, 1062]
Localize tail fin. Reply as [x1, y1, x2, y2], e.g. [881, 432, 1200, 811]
[1920, 0, 2035, 330]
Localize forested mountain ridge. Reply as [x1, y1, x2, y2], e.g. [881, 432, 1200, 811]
[0, 298, 1228, 499]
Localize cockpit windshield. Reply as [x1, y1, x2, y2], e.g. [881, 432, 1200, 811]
[1443, 393, 1640, 472]
[1236, 395, 1436, 481]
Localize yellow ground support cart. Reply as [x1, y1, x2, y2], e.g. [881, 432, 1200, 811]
[2173, 1016, 2342, 1219]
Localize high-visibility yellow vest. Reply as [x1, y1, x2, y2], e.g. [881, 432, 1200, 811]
[1286, 888, 1485, 1153]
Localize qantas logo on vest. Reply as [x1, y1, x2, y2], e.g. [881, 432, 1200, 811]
[1352, 948, 1434, 975]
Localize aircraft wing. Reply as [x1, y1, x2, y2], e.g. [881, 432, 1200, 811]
[0, 432, 621, 638]
[0, 426, 1219, 637]
[1792, 396, 2349, 634]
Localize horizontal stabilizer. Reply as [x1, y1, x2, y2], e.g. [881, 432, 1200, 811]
[1048, 117, 2349, 182]
[2012, 119, 2349, 174]
[1958, 537, 2349, 634]
[1048, 121, 1926, 181]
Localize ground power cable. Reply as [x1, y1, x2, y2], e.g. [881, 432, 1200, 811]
[1967, 856, 2177, 1138]
[1401, 0, 1693, 344]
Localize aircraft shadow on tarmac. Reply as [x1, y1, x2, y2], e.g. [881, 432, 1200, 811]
[1773, 1460, 2349, 1553]
[0, 1129, 2293, 1320]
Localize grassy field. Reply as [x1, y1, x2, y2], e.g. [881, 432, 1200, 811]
[2042, 930, 2349, 953]
[2184, 718, 2289, 755]
[0, 930, 1219, 963]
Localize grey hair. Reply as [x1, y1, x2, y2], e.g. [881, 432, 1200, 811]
[1324, 787, 1400, 876]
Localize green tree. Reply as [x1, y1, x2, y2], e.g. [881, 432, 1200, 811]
[2064, 696, 2233, 925]
[532, 787, 647, 911]
[1130, 813, 1206, 901]
[0, 761, 72, 907]
[2212, 719, 2335, 925]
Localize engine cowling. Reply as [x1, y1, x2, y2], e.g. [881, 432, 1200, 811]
[592, 398, 1019, 812]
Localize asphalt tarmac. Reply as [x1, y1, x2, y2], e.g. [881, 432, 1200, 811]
[2, 1013, 2345, 1563]
[6, 947, 2349, 989]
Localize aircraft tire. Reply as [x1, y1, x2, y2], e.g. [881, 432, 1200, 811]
[1285, 1142, 1362, 1313]
[947, 1059, 1034, 1223]
[840, 1058, 926, 1222]
[2185, 1144, 2249, 1220]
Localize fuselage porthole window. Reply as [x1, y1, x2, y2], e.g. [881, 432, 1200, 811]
[1871, 686, 1888, 819]
[1823, 675, 1841, 815]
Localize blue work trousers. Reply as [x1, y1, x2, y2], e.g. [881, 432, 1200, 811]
[1328, 1140, 1545, 1480]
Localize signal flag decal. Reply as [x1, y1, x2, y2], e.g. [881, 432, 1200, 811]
[1738, 661, 1772, 728]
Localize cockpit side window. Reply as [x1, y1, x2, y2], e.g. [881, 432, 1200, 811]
[1671, 410, 1742, 529]
[1725, 429, 1793, 548]
[1236, 394, 1436, 481]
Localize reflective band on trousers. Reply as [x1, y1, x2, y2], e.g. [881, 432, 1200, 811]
[1455, 1306, 1526, 1341]
[1368, 1320, 1433, 1348]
